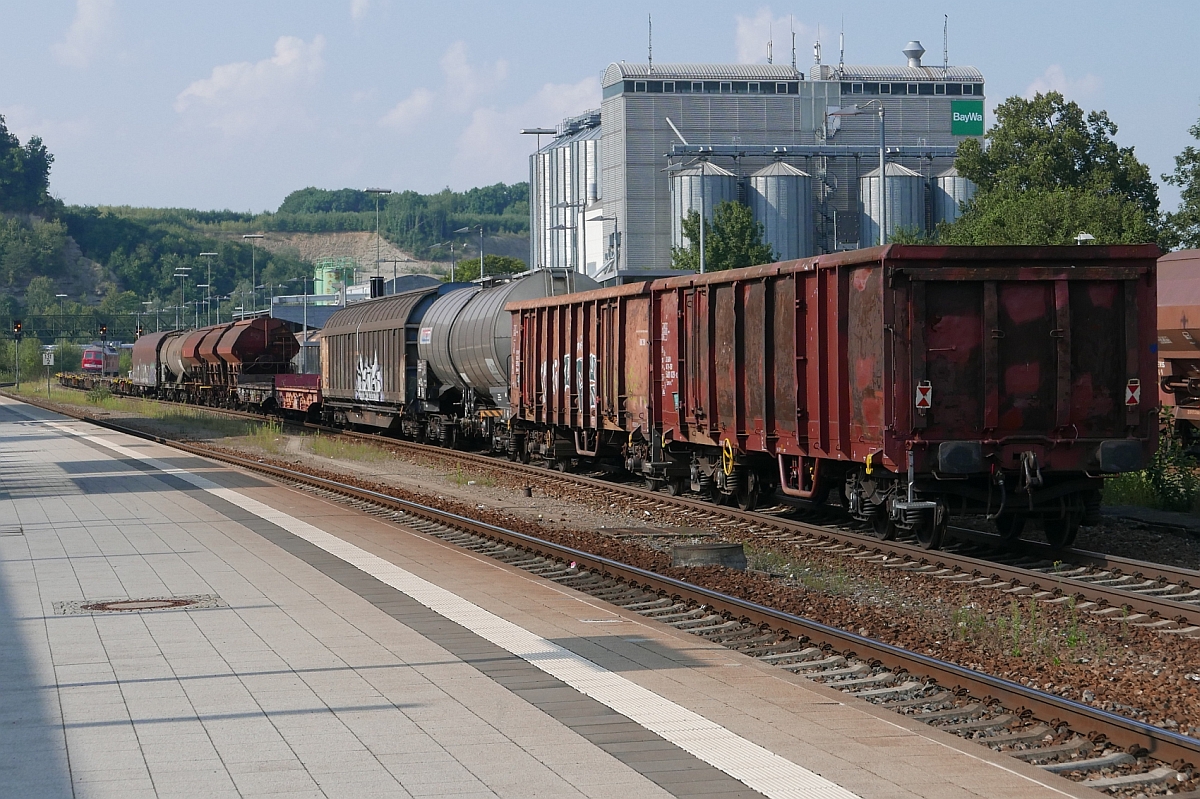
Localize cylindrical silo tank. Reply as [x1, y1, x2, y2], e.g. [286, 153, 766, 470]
[859, 162, 925, 246]
[748, 161, 813, 261]
[417, 284, 482, 397]
[931, 166, 977, 226]
[445, 270, 598, 407]
[670, 161, 738, 250]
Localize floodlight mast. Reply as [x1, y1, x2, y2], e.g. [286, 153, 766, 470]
[830, 101, 886, 245]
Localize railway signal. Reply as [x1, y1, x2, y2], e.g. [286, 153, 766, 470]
[12, 319, 22, 340]
[99, 324, 107, 341]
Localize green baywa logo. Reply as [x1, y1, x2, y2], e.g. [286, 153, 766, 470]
[952, 111, 983, 122]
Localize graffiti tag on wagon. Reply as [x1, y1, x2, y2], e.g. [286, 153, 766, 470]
[355, 351, 384, 402]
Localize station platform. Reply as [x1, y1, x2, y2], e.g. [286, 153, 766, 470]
[0, 396, 1097, 799]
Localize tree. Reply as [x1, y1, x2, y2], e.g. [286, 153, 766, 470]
[1162, 106, 1200, 250]
[956, 92, 1158, 216]
[448, 254, 526, 282]
[24, 275, 56, 315]
[945, 92, 1159, 245]
[671, 201, 775, 272]
[0, 114, 54, 214]
[939, 187, 1158, 246]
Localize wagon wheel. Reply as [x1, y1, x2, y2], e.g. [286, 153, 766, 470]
[666, 478, 686, 497]
[995, 514, 1025, 544]
[735, 472, 760, 512]
[913, 511, 946, 550]
[1043, 515, 1081, 551]
[869, 512, 896, 541]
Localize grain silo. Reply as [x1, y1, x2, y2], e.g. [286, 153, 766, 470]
[931, 166, 977, 226]
[670, 161, 738, 250]
[859, 163, 926, 246]
[748, 162, 813, 261]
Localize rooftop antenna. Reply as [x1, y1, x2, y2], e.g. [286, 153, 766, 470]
[943, 14, 949, 76]
[814, 24, 821, 66]
[790, 16, 796, 69]
[768, 24, 773, 64]
[647, 14, 652, 74]
[838, 18, 844, 75]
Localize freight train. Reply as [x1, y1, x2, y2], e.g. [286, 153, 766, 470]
[1156, 248, 1200, 444]
[61, 246, 1159, 550]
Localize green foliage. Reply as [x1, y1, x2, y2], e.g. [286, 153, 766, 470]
[275, 182, 529, 257]
[0, 114, 55, 215]
[956, 92, 1158, 216]
[62, 206, 310, 312]
[1162, 105, 1200, 250]
[947, 92, 1159, 246]
[1103, 413, 1200, 512]
[888, 226, 935, 244]
[671, 201, 775, 272]
[0, 216, 67, 287]
[938, 187, 1158, 245]
[448, 254, 527, 282]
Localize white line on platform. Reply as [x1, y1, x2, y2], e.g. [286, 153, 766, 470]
[40, 417, 860, 799]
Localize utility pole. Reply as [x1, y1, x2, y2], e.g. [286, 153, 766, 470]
[365, 188, 393, 278]
[242, 234, 264, 314]
[200, 252, 217, 326]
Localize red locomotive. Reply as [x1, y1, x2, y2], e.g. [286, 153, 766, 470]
[508, 245, 1160, 549]
[80, 344, 120, 376]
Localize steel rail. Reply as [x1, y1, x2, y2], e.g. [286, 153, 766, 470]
[30, 387, 1200, 625]
[29, 404, 1199, 769]
[316, 425, 1200, 627]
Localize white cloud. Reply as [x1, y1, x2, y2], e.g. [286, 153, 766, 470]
[53, 0, 114, 68]
[380, 88, 434, 131]
[1, 104, 91, 146]
[174, 36, 326, 137]
[350, 0, 370, 22]
[440, 41, 508, 112]
[377, 41, 507, 132]
[1025, 65, 1102, 100]
[734, 8, 808, 65]
[451, 76, 600, 187]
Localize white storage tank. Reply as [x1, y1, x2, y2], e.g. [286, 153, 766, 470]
[748, 161, 813, 261]
[670, 161, 738, 250]
[859, 162, 925, 246]
[931, 166, 977, 226]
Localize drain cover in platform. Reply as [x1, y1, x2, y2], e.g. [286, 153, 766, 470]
[54, 594, 227, 615]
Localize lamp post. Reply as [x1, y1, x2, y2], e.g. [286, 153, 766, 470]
[55, 293, 68, 354]
[364, 188, 393, 277]
[199, 252, 217, 326]
[830, 100, 887, 245]
[587, 215, 619, 281]
[554, 200, 589, 274]
[521, 128, 556, 270]
[454, 225, 484, 279]
[430, 242, 456, 281]
[242, 234, 264, 313]
[173, 267, 191, 329]
[196, 285, 210, 327]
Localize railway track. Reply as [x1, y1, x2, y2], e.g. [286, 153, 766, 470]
[23, 385, 1200, 636]
[19, 395, 1200, 794]
[314, 424, 1200, 636]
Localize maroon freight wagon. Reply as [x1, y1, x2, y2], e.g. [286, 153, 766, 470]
[508, 244, 1159, 549]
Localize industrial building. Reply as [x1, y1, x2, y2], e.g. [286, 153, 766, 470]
[530, 40, 983, 283]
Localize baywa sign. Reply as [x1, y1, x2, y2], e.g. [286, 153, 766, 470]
[951, 100, 985, 136]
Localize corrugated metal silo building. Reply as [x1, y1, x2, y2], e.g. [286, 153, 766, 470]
[748, 161, 813, 260]
[530, 42, 985, 283]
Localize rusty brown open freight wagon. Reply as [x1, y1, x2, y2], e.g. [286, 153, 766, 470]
[508, 244, 1159, 549]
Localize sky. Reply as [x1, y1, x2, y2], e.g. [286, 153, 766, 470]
[2, 1, 1198, 213]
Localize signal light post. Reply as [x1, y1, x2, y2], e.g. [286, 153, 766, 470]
[12, 320, 23, 389]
